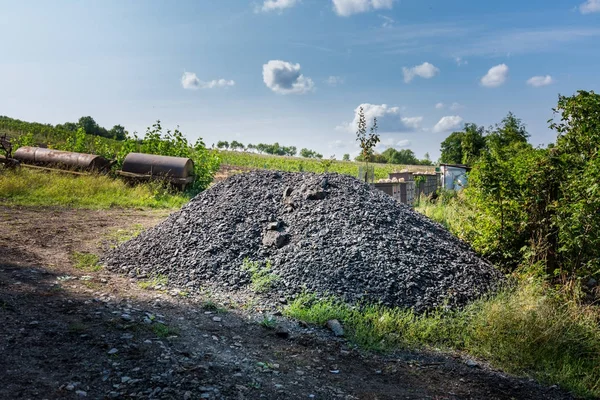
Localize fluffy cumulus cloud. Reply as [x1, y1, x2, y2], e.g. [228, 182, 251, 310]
[480, 64, 509, 88]
[433, 116, 463, 133]
[262, 60, 314, 94]
[435, 102, 445, 109]
[259, 0, 299, 12]
[580, 0, 600, 14]
[326, 76, 345, 86]
[402, 62, 440, 83]
[400, 116, 423, 130]
[395, 139, 412, 148]
[332, 0, 394, 17]
[181, 72, 235, 90]
[527, 75, 555, 87]
[338, 103, 422, 133]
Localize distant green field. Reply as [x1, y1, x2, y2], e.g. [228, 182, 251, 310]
[217, 151, 435, 180]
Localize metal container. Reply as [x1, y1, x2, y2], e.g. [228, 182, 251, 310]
[13, 146, 111, 171]
[121, 153, 194, 178]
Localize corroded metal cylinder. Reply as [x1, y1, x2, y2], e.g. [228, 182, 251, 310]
[13, 146, 111, 171]
[121, 153, 194, 178]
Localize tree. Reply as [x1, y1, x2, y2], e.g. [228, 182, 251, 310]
[440, 131, 464, 164]
[216, 140, 229, 149]
[487, 112, 529, 153]
[342, 153, 350, 161]
[355, 107, 380, 163]
[299, 148, 322, 158]
[461, 123, 486, 165]
[109, 125, 127, 141]
[549, 90, 600, 276]
[439, 123, 486, 165]
[283, 146, 297, 156]
[381, 148, 419, 165]
[78, 116, 98, 136]
[230, 140, 244, 151]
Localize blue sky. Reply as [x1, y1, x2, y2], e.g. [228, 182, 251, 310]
[1, 0, 599, 160]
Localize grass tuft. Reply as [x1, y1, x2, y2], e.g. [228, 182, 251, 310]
[151, 323, 179, 338]
[241, 258, 279, 293]
[137, 274, 168, 290]
[0, 169, 189, 209]
[72, 252, 102, 272]
[104, 224, 145, 248]
[285, 281, 600, 398]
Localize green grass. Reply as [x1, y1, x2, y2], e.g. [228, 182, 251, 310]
[71, 252, 102, 272]
[0, 168, 189, 209]
[137, 274, 168, 290]
[241, 259, 279, 293]
[218, 150, 434, 180]
[285, 282, 600, 398]
[414, 191, 479, 244]
[104, 224, 145, 247]
[151, 323, 180, 338]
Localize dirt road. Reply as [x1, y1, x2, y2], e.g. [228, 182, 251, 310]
[0, 206, 573, 399]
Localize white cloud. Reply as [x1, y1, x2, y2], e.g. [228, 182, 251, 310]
[580, 0, 600, 14]
[449, 102, 464, 111]
[181, 72, 235, 90]
[262, 60, 314, 94]
[435, 102, 445, 109]
[379, 15, 395, 28]
[337, 103, 421, 133]
[454, 56, 468, 66]
[181, 72, 200, 89]
[259, 0, 299, 13]
[401, 116, 423, 130]
[526, 75, 555, 87]
[402, 62, 440, 83]
[332, 0, 394, 17]
[480, 64, 509, 88]
[433, 116, 463, 133]
[396, 139, 412, 148]
[326, 76, 345, 86]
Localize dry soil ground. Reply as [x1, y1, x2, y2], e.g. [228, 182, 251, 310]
[0, 205, 575, 400]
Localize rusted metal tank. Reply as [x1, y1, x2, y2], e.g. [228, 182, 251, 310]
[13, 146, 111, 171]
[118, 153, 195, 189]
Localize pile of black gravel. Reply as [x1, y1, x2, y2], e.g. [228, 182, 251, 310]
[104, 171, 502, 311]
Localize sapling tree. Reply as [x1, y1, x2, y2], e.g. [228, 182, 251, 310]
[355, 106, 380, 182]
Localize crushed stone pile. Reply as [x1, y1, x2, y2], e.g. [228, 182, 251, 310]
[104, 171, 503, 311]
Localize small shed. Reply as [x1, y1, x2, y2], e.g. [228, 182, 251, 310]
[439, 164, 471, 191]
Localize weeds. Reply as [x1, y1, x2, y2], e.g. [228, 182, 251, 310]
[137, 274, 168, 290]
[72, 252, 102, 272]
[241, 258, 279, 293]
[104, 224, 145, 248]
[151, 323, 179, 338]
[258, 315, 277, 329]
[201, 300, 227, 313]
[285, 281, 600, 398]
